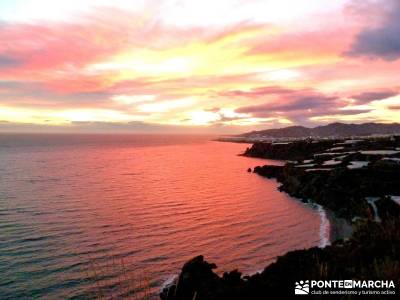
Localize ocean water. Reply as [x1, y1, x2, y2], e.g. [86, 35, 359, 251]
[0, 134, 325, 299]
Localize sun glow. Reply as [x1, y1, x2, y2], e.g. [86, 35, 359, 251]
[188, 111, 220, 125]
[112, 94, 156, 105]
[1, 0, 399, 132]
[137, 98, 196, 113]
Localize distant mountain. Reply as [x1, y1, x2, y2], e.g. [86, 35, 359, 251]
[240, 122, 400, 138]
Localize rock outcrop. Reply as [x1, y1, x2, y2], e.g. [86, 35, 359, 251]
[243, 140, 336, 160]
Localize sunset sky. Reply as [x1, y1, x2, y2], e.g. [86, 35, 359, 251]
[0, 0, 399, 133]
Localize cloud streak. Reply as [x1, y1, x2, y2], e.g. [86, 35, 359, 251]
[351, 90, 398, 104]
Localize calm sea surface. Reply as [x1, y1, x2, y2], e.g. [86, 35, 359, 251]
[0, 134, 324, 299]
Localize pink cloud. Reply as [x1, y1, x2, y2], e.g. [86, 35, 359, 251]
[246, 28, 356, 58]
[0, 8, 202, 77]
[220, 86, 298, 98]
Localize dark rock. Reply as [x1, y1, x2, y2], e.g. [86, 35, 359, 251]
[243, 140, 336, 160]
[253, 165, 283, 179]
[160, 255, 223, 300]
[376, 196, 400, 219]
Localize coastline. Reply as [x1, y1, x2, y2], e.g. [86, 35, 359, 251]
[314, 203, 331, 248]
[161, 137, 400, 299]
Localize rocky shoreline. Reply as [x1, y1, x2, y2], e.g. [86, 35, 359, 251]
[250, 137, 400, 220]
[160, 136, 400, 299]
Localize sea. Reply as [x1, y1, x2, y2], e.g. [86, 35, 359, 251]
[0, 134, 328, 299]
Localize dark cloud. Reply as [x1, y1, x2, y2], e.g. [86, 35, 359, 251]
[388, 105, 400, 110]
[218, 115, 247, 122]
[242, 108, 371, 119]
[233, 89, 374, 124]
[346, 0, 400, 60]
[235, 93, 337, 114]
[220, 86, 297, 98]
[351, 90, 398, 103]
[221, 87, 334, 124]
[0, 80, 28, 89]
[0, 55, 22, 69]
[0, 80, 113, 108]
[334, 109, 372, 115]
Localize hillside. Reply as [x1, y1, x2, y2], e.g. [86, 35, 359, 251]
[240, 122, 400, 138]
